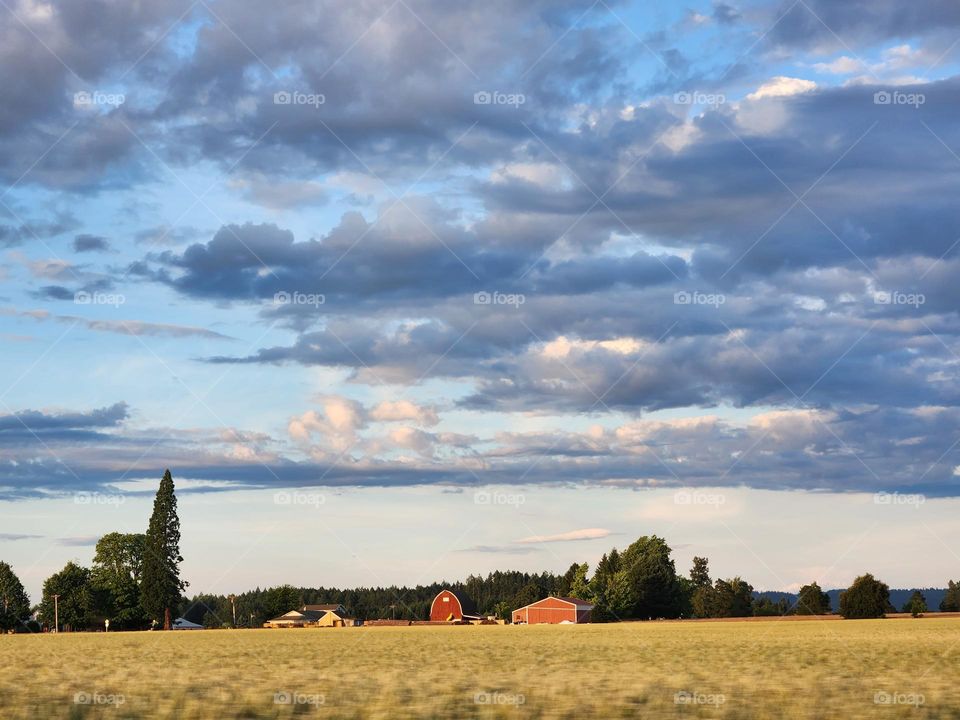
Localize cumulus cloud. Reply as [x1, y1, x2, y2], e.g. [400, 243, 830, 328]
[2, 0, 960, 504]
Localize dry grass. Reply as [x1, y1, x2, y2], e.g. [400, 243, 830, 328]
[3, 618, 960, 719]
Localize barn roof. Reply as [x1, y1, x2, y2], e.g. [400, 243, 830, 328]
[303, 604, 345, 612]
[553, 596, 595, 608]
[434, 589, 478, 616]
[514, 595, 595, 611]
[268, 609, 327, 622]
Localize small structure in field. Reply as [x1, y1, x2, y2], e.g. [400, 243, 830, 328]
[512, 596, 594, 624]
[171, 617, 204, 630]
[316, 608, 360, 627]
[429, 589, 482, 622]
[264, 604, 357, 628]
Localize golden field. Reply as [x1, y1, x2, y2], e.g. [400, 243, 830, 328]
[3, 618, 960, 719]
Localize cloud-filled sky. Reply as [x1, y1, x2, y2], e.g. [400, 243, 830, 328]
[2, 0, 960, 599]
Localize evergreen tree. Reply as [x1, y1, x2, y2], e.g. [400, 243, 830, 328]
[0, 562, 31, 632]
[690, 557, 711, 588]
[940, 580, 960, 612]
[141, 469, 186, 630]
[589, 550, 620, 622]
[569, 562, 592, 600]
[902, 590, 928, 617]
[689, 556, 714, 618]
[511, 582, 541, 612]
[752, 596, 783, 616]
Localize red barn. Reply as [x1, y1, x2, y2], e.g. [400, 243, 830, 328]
[512, 596, 593, 624]
[429, 589, 480, 622]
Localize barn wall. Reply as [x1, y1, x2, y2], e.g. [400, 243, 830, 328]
[513, 597, 593, 624]
[430, 590, 463, 621]
[526, 605, 576, 624]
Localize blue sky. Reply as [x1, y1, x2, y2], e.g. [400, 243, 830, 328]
[2, 0, 960, 600]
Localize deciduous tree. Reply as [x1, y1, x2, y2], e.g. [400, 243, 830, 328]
[795, 582, 831, 615]
[839, 573, 891, 619]
[0, 562, 30, 632]
[91, 533, 148, 629]
[39, 562, 94, 631]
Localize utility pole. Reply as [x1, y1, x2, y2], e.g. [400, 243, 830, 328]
[52, 594, 60, 633]
[229, 595, 237, 628]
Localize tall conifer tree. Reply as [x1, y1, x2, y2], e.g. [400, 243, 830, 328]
[141, 469, 185, 630]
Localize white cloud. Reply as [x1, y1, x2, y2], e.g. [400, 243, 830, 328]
[516, 528, 611, 544]
[747, 76, 818, 100]
[370, 400, 439, 426]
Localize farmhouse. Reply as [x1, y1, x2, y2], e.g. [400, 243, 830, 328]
[429, 589, 482, 622]
[264, 604, 357, 628]
[512, 596, 594, 624]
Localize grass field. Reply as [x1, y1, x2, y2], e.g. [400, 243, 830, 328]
[4, 618, 960, 719]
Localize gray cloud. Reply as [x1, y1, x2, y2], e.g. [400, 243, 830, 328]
[1, 307, 232, 340]
[73, 234, 110, 252]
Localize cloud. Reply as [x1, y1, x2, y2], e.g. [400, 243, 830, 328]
[0, 533, 43, 541]
[57, 536, 100, 547]
[516, 528, 612, 543]
[72, 234, 110, 253]
[2, 0, 960, 509]
[746, 76, 817, 100]
[455, 545, 541, 554]
[369, 400, 440, 426]
[0, 308, 233, 340]
[0, 402, 128, 434]
[766, 0, 960, 51]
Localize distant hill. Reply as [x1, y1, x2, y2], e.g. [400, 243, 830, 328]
[755, 588, 948, 613]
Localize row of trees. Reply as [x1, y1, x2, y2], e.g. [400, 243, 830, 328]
[5, 519, 960, 630]
[173, 536, 960, 626]
[0, 470, 186, 632]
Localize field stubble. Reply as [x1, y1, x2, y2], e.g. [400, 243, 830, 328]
[2, 618, 959, 719]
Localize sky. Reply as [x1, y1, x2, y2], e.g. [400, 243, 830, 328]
[2, 0, 960, 602]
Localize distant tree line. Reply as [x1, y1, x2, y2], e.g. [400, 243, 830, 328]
[4, 522, 960, 631]
[176, 536, 960, 626]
